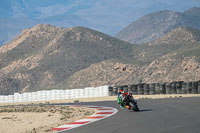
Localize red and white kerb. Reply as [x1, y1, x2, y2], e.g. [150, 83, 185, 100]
[52, 105, 118, 132]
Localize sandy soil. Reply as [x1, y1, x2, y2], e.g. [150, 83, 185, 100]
[0, 105, 95, 133]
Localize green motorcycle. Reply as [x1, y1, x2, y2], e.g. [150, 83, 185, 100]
[117, 93, 139, 111]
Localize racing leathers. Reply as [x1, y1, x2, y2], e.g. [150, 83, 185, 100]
[117, 91, 125, 109]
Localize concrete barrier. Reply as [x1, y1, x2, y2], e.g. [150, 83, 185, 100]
[0, 86, 110, 103]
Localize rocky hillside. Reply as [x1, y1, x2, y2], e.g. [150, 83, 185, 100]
[0, 24, 133, 95]
[1, 24, 200, 94]
[131, 27, 200, 64]
[115, 7, 200, 44]
[150, 27, 200, 45]
[62, 56, 200, 88]
[64, 27, 200, 88]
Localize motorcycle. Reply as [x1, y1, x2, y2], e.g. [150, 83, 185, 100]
[117, 93, 139, 111]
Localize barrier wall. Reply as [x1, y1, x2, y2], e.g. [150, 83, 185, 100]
[0, 86, 109, 103]
[109, 81, 200, 96]
[1, 81, 200, 103]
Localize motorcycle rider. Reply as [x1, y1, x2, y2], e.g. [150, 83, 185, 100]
[117, 89, 123, 108]
[117, 90, 135, 109]
[117, 89, 124, 97]
[117, 89, 126, 109]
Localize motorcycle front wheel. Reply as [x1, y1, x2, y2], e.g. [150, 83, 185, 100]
[129, 101, 139, 112]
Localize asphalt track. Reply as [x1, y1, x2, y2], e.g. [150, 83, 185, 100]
[56, 97, 200, 133]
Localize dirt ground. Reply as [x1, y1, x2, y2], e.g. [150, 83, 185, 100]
[0, 105, 95, 133]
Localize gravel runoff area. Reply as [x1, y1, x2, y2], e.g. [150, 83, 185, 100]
[0, 105, 95, 133]
[0, 94, 200, 133]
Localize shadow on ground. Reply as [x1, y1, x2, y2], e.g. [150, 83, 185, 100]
[138, 109, 153, 112]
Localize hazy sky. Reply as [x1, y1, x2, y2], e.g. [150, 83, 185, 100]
[0, 0, 200, 45]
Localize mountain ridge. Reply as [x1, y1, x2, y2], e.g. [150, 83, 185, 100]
[1, 24, 200, 94]
[115, 7, 200, 44]
[47, 27, 200, 89]
[0, 24, 133, 95]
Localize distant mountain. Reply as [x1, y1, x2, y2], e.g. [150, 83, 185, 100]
[184, 7, 200, 16]
[115, 7, 200, 44]
[0, 24, 133, 95]
[1, 0, 200, 45]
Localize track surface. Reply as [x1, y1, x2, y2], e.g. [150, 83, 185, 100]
[56, 97, 200, 133]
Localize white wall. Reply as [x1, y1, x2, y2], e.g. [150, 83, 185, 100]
[0, 86, 109, 103]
